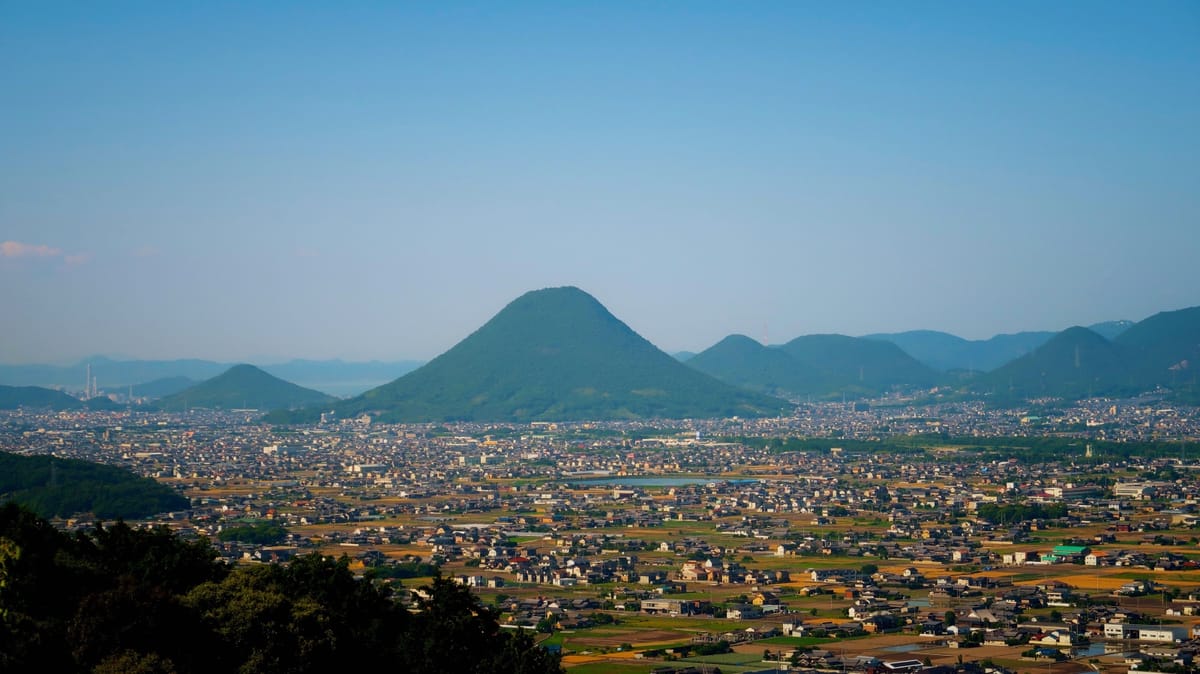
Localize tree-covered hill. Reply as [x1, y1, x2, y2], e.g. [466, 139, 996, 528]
[0, 385, 117, 411]
[686, 334, 820, 398]
[972, 326, 1130, 400]
[155, 364, 335, 412]
[0, 504, 563, 674]
[773, 333, 943, 398]
[967, 307, 1200, 403]
[1114, 305, 1200, 395]
[276, 287, 788, 423]
[0, 452, 188, 519]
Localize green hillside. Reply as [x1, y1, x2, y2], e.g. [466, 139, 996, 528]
[775, 334, 943, 397]
[1115, 305, 1200, 395]
[278, 287, 787, 423]
[0, 385, 117, 411]
[962, 307, 1199, 403]
[687, 334, 820, 397]
[156, 364, 335, 411]
[0, 451, 188, 519]
[972, 326, 1132, 400]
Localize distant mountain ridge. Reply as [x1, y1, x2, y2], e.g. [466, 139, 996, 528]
[0, 358, 422, 398]
[863, 320, 1132, 372]
[687, 333, 940, 400]
[970, 307, 1200, 403]
[155, 365, 336, 411]
[271, 287, 788, 423]
[973, 327, 1131, 400]
[686, 335, 820, 397]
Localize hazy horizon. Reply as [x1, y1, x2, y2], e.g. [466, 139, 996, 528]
[4, 3, 1197, 364]
[0, 285, 1179, 366]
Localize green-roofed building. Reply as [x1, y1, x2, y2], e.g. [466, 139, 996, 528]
[1048, 545, 1090, 563]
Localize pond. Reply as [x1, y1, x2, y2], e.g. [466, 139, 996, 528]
[882, 644, 926, 653]
[1072, 642, 1136, 657]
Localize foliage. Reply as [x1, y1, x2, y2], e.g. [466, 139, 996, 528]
[0, 385, 87, 410]
[975, 502, 1068, 524]
[362, 561, 440, 579]
[216, 522, 288, 545]
[0, 504, 563, 674]
[692, 640, 733, 655]
[0, 451, 189, 519]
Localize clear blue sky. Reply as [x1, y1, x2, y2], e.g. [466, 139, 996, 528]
[2, 1, 1197, 363]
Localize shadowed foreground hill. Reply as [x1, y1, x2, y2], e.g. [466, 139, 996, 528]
[0, 503, 562, 674]
[156, 364, 335, 411]
[275, 287, 787, 423]
[0, 451, 187, 519]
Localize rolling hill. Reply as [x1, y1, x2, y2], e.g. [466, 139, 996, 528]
[0, 451, 189, 519]
[861, 330, 1053, 372]
[965, 307, 1200, 403]
[0, 385, 118, 411]
[155, 365, 336, 411]
[1114, 306, 1200, 399]
[864, 321, 1132, 372]
[0, 357, 421, 398]
[274, 287, 788, 423]
[775, 334, 943, 397]
[686, 334, 821, 397]
[972, 326, 1132, 400]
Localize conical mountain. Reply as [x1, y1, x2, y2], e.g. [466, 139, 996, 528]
[973, 326, 1130, 400]
[305, 287, 787, 423]
[775, 334, 942, 397]
[687, 334, 821, 397]
[156, 364, 335, 411]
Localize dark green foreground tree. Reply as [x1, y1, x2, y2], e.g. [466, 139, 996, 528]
[0, 503, 561, 674]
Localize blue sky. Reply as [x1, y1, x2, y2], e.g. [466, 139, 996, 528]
[2, 1, 1197, 363]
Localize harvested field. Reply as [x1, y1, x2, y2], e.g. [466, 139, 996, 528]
[568, 629, 682, 647]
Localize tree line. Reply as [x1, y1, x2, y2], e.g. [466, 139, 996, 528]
[0, 503, 562, 674]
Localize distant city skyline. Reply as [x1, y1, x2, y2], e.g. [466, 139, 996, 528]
[3, 2, 1197, 364]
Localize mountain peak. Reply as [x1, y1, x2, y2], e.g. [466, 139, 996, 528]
[283, 288, 787, 422]
[156, 364, 335, 411]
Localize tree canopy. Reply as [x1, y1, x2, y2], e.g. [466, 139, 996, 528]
[0, 503, 562, 674]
